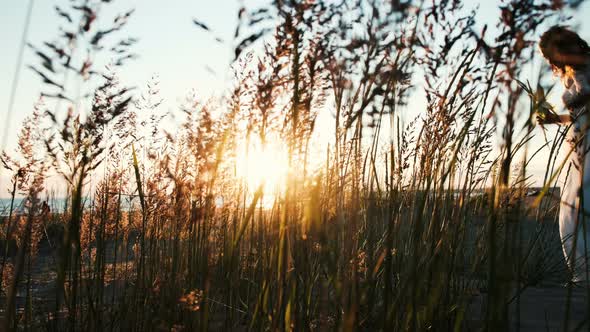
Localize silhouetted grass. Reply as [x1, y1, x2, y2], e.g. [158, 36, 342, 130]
[0, 0, 587, 331]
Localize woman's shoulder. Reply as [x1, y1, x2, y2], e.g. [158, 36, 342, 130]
[563, 65, 590, 93]
[562, 64, 590, 111]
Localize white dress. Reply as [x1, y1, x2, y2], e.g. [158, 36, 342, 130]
[559, 65, 590, 282]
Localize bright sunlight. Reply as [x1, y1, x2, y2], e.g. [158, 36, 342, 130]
[235, 139, 290, 207]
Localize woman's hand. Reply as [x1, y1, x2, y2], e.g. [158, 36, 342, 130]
[536, 113, 571, 126]
[536, 111, 561, 126]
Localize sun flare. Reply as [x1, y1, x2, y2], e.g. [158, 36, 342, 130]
[236, 140, 290, 201]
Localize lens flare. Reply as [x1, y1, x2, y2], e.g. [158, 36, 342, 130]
[236, 140, 289, 208]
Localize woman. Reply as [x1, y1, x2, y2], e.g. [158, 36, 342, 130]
[539, 26, 590, 282]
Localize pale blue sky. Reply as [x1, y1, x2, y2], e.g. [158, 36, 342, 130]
[0, 0, 242, 129]
[1, 0, 590, 195]
[0, 0, 244, 193]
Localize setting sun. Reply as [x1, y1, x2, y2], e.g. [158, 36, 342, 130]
[236, 140, 290, 203]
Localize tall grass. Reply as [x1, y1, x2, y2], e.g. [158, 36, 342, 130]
[0, 0, 587, 331]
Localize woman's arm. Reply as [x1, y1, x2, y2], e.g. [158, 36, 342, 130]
[558, 114, 572, 124]
[564, 91, 590, 110]
[537, 113, 571, 126]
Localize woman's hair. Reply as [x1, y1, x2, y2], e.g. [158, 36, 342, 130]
[539, 26, 590, 74]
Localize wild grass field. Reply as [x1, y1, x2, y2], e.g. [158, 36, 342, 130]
[0, 0, 589, 331]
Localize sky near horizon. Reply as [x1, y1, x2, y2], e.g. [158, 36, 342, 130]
[0, 0, 244, 195]
[1, 0, 590, 197]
